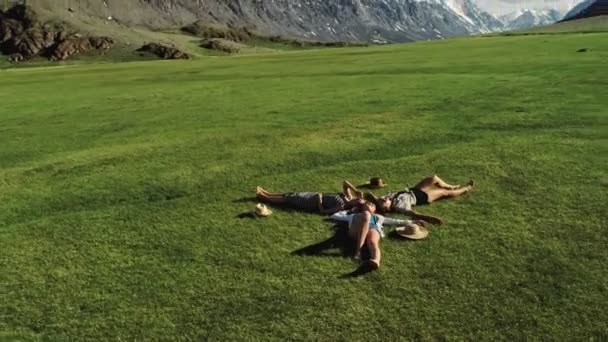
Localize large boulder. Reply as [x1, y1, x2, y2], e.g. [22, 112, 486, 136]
[136, 43, 191, 59]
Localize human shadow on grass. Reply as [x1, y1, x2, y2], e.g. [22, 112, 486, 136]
[235, 202, 310, 219]
[236, 212, 260, 219]
[232, 196, 258, 203]
[292, 222, 376, 278]
[234, 197, 259, 218]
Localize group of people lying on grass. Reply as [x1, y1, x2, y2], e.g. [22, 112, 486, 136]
[256, 175, 474, 270]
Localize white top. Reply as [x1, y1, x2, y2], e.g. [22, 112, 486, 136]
[330, 211, 413, 238]
[385, 189, 417, 213]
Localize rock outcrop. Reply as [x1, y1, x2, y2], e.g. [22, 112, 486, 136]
[136, 43, 191, 59]
[51, 36, 114, 61]
[0, 5, 113, 63]
[5, 27, 64, 62]
[200, 38, 244, 54]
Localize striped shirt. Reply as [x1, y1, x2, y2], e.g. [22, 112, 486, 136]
[282, 192, 347, 213]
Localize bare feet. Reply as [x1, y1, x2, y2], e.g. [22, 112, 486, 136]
[353, 251, 361, 263]
[454, 180, 475, 190]
[363, 259, 380, 270]
[461, 180, 475, 191]
[256, 186, 265, 200]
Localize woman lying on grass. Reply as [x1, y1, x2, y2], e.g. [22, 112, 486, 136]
[331, 201, 430, 270]
[365, 175, 475, 225]
[256, 181, 364, 215]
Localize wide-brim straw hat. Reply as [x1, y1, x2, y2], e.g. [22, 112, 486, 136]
[395, 224, 429, 240]
[254, 203, 272, 217]
[362, 177, 387, 189]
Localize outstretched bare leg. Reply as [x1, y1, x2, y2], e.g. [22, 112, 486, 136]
[414, 175, 461, 191]
[424, 181, 474, 203]
[256, 186, 283, 197]
[365, 230, 381, 268]
[256, 187, 286, 203]
[348, 211, 371, 260]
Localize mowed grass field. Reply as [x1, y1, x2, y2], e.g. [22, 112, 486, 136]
[1, 32, 607, 340]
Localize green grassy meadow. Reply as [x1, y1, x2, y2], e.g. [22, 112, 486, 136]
[1, 32, 607, 340]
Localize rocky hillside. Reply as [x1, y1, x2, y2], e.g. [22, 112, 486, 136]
[28, 0, 505, 43]
[0, 4, 113, 62]
[562, 0, 608, 21]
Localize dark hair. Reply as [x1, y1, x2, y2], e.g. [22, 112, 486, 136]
[364, 192, 378, 203]
[374, 197, 391, 214]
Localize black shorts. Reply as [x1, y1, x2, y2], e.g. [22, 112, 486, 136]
[410, 188, 429, 205]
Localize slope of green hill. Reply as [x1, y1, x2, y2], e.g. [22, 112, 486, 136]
[0, 3, 358, 66]
[500, 15, 608, 35]
[1, 32, 607, 340]
[532, 15, 608, 33]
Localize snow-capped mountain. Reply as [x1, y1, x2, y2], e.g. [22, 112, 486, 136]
[28, 0, 508, 43]
[500, 9, 564, 30]
[420, 0, 505, 33]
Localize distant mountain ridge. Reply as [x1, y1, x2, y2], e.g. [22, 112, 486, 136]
[7, 0, 580, 45]
[500, 9, 564, 30]
[26, 0, 508, 43]
[562, 0, 608, 21]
